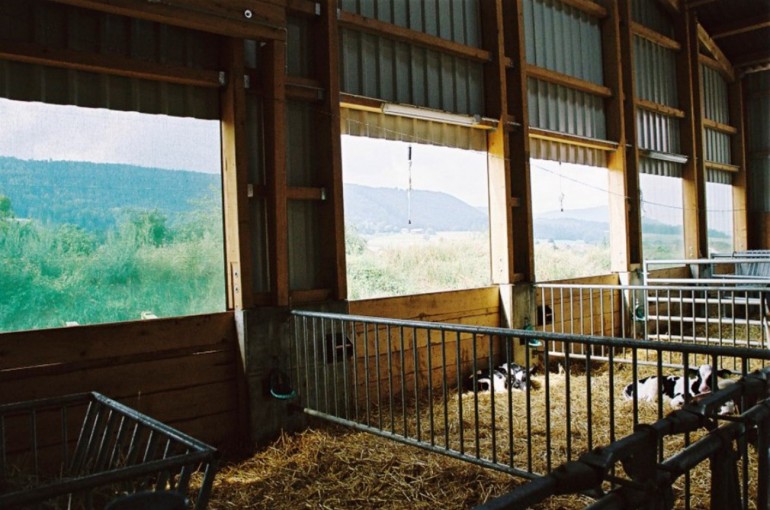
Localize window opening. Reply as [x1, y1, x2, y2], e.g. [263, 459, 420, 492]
[530, 159, 611, 281]
[706, 181, 734, 255]
[639, 173, 684, 261]
[0, 98, 224, 332]
[342, 135, 490, 299]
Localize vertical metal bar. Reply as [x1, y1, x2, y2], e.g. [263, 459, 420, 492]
[374, 323, 382, 431]
[757, 414, 770, 510]
[508, 336, 515, 469]
[400, 325, 407, 437]
[309, 317, 320, 410]
[413, 326, 421, 442]
[387, 324, 395, 434]
[565, 339, 572, 462]
[632, 348, 639, 427]
[455, 331, 465, 454]
[470, 332, 480, 459]
[441, 329, 449, 450]
[351, 320, 360, 421]
[488, 334, 496, 464]
[321, 317, 330, 414]
[107, 416, 128, 470]
[363, 320, 371, 426]
[330, 319, 339, 418]
[586, 347, 593, 451]
[426, 329, 435, 447]
[341, 319, 351, 420]
[544, 340, 552, 472]
[302, 316, 311, 409]
[683, 353, 691, 510]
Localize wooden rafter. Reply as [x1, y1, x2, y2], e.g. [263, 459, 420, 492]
[711, 13, 770, 40]
[337, 10, 491, 63]
[697, 23, 735, 81]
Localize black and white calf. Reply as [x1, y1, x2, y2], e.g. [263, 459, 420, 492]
[466, 363, 535, 393]
[622, 364, 733, 410]
[499, 362, 535, 391]
[465, 369, 510, 393]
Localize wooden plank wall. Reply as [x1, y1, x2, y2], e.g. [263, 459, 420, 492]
[0, 313, 244, 454]
[347, 287, 502, 403]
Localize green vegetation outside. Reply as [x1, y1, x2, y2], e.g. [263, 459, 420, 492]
[0, 193, 225, 333]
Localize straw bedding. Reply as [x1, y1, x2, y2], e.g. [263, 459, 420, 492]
[202, 361, 762, 510]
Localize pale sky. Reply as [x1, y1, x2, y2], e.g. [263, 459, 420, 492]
[341, 135, 489, 208]
[0, 98, 221, 173]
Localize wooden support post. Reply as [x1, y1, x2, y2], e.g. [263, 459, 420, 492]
[314, 0, 347, 301]
[730, 79, 749, 251]
[608, 0, 641, 273]
[220, 38, 253, 310]
[482, 0, 513, 286]
[679, 10, 708, 259]
[507, 0, 535, 283]
[263, 39, 289, 306]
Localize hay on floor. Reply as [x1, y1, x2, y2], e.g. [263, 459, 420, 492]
[201, 363, 763, 510]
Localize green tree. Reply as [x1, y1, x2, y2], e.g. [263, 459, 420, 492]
[0, 195, 13, 219]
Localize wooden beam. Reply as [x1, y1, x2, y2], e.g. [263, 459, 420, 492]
[711, 13, 770, 40]
[286, 76, 324, 102]
[681, 10, 708, 258]
[610, 0, 642, 272]
[704, 161, 740, 172]
[0, 39, 222, 88]
[263, 40, 289, 306]
[337, 10, 491, 63]
[732, 50, 770, 69]
[703, 118, 738, 135]
[286, 187, 326, 200]
[559, 0, 608, 18]
[47, 0, 286, 40]
[507, 0, 536, 282]
[481, 0, 515, 286]
[220, 39, 252, 310]
[526, 65, 613, 97]
[631, 22, 681, 51]
[528, 128, 619, 152]
[656, 0, 681, 15]
[697, 23, 735, 82]
[315, 0, 347, 302]
[635, 98, 687, 118]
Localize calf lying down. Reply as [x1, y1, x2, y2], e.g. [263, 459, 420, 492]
[465, 363, 535, 393]
[623, 364, 736, 413]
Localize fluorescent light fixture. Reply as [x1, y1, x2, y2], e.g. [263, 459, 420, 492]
[381, 103, 481, 127]
[641, 149, 689, 164]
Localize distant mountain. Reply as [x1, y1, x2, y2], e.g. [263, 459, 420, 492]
[344, 183, 488, 234]
[534, 205, 686, 242]
[0, 156, 219, 232]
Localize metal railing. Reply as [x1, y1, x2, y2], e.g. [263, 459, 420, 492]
[474, 366, 770, 510]
[0, 392, 218, 510]
[534, 282, 770, 360]
[291, 310, 770, 485]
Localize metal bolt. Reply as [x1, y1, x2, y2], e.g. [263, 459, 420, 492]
[244, 9, 253, 19]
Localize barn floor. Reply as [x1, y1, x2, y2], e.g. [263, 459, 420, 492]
[201, 363, 763, 510]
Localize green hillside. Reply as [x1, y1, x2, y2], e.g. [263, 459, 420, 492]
[0, 156, 220, 233]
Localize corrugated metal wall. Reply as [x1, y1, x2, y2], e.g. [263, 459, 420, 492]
[633, 30, 683, 178]
[631, 0, 674, 38]
[746, 71, 770, 211]
[701, 64, 730, 124]
[340, 28, 484, 115]
[522, 0, 607, 167]
[0, 0, 220, 119]
[340, 0, 481, 47]
[701, 64, 733, 183]
[523, 0, 604, 85]
[527, 78, 607, 139]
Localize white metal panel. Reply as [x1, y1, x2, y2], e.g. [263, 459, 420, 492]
[340, 107, 487, 152]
